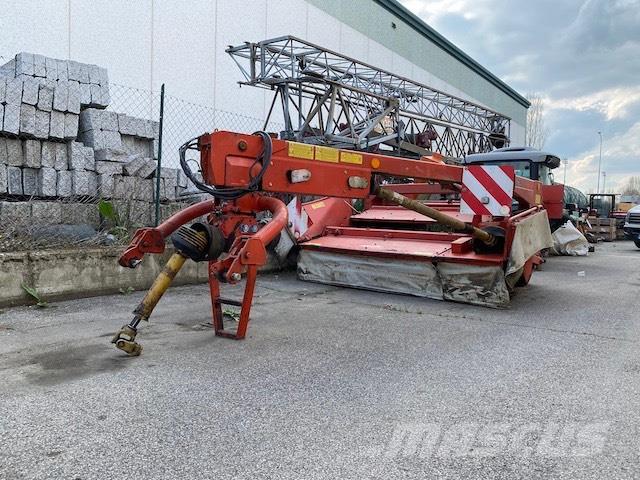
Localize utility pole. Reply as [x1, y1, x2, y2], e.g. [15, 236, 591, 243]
[597, 131, 603, 193]
[602, 171, 607, 193]
[563, 157, 568, 184]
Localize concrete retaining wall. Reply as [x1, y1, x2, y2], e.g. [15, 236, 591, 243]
[0, 247, 210, 308]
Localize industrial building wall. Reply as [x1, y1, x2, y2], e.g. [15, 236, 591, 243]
[0, 0, 525, 144]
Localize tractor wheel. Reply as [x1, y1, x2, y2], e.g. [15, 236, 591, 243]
[634, 240, 640, 249]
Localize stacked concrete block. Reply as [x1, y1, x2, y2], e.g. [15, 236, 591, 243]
[78, 108, 122, 151]
[5, 52, 109, 109]
[0, 201, 31, 224]
[6, 139, 23, 166]
[0, 52, 111, 141]
[0, 163, 6, 193]
[67, 141, 95, 171]
[22, 167, 38, 195]
[57, 170, 72, 197]
[0, 51, 164, 235]
[31, 201, 63, 225]
[38, 167, 57, 197]
[23, 139, 41, 167]
[7, 166, 23, 195]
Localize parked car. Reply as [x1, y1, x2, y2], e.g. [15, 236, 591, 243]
[623, 204, 640, 248]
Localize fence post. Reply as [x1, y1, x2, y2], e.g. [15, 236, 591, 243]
[154, 83, 165, 226]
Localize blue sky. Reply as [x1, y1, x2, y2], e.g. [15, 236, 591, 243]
[399, 0, 640, 193]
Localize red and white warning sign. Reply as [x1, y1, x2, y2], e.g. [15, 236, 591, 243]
[460, 165, 515, 216]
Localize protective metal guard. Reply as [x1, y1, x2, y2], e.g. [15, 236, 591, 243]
[506, 209, 553, 276]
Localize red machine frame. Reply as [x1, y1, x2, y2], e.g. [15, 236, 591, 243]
[119, 131, 549, 340]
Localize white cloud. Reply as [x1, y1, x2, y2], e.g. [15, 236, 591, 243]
[566, 121, 640, 193]
[548, 87, 640, 120]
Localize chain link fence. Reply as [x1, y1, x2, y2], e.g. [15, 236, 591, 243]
[0, 51, 281, 252]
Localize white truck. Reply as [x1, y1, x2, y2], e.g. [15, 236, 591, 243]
[623, 204, 640, 248]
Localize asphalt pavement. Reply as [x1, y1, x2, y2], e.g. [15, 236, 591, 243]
[1, 241, 639, 479]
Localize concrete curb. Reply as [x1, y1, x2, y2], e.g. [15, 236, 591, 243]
[0, 246, 286, 308]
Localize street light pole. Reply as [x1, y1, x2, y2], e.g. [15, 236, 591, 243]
[597, 131, 603, 193]
[602, 171, 607, 193]
[563, 157, 568, 185]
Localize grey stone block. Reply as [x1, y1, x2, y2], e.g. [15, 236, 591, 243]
[85, 146, 95, 171]
[79, 63, 91, 83]
[98, 173, 114, 198]
[131, 117, 145, 138]
[124, 155, 156, 178]
[95, 161, 123, 175]
[8, 166, 23, 194]
[2, 103, 20, 135]
[37, 84, 54, 111]
[80, 129, 121, 150]
[136, 179, 154, 202]
[49, 110, 65, 140]
[0, 77, 5, 104]
[65, 202, 100, 227]
[38, 167, 57, 197]
[121, 135, 152, 157]
[15, 53, 34, 76]
[41, 141, 56, 168]
[93, 147, 131, 163]
[56, 59, 68, 81]
[112, 175, 134, 200]
[88, 64, 101, 84]
[0, 164, 6, 193]
[0, 138, 7, 165]
[68, 141, 92, 170]
[102, 111, 118, 131]
[128, 200, 152, 227]
[19, 103, 36, 136]
[23, 140, 42, 168]
[68, 142, 83, 170]
[67, 80, 81, 114]
[23, 167, 39, 195]
[79, 83, 91, 106]
[99, 84, 111, 107]
[0, 201, 30, 223]
[34, 110, 50, 139]
[57, 170, 72, 197]
[64, 113, 79, 139]
[33, 54, 46, 77]
[22, 77, 40, 105]
[71, 170, 90, 195]
[98, 67, 109, 87]
[53, 80, 69, 112]
[89, 84, 101, 107]
[67, 60, 81, 82]
[32, 201, 62, 224]
[0, 58, 15, 77]
[88, 170, 98, 194]
[79, 108, 101, 132]
[54, 142, 68, 170]
[118, 114, 136, 135]
[45, 57, 57, 80]
[6, 139, 23, 167]
[5, 78, 23, 105]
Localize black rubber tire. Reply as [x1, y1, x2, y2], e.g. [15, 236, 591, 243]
[634, 240, 640, 249]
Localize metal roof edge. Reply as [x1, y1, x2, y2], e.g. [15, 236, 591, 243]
[373, 0, 531, 108]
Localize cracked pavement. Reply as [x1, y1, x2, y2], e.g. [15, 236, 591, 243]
[1, 241, 639, 479]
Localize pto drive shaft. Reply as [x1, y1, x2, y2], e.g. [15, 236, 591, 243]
[375, 187, 496, 245]
[111, 252, 189, 356]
